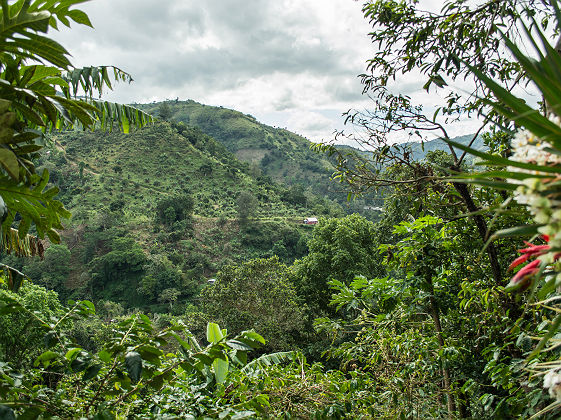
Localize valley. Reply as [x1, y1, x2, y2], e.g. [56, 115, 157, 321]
[0, 1, 554, 415]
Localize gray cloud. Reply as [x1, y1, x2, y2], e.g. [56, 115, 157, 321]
[332, 77, 367, 103]
[55, 1, 466, 142]
[273, 90, 296, 112]
[56, 1, 363, 92]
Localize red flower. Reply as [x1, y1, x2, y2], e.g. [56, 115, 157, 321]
[506, 236, 561, 292]
[506, 259, 541, 292]
[508, 243, 550, 271]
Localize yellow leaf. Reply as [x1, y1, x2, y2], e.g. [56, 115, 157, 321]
[0, 148, 19, 180]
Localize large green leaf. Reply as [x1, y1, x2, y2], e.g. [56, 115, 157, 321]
[452, 179, 519, 191]
[241, 351, 297, 374]
[82, 363, 102, 382]
[212, 357, 228, 384]
[446, 139, 561, 174]
[34, 350, 58, 367]
[125, 351, 142, 384]
[235, 330, 265, 349]
[0, 148, 18, 180]
[0, 5, 70, 68]
[0, 170, 70, 241]
[489, 224, 543, 240]
[460, 20, 561, 148]
[206, 322, 224, 344]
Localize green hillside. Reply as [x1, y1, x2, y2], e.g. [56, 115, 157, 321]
[135, 100, 486, 216]
[137, 100, 341, 200]
[4, 121, 343, 311]
[49, 123, 305, 219]
[11, 111, 484, 311]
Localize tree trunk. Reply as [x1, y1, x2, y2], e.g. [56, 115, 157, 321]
[427, 279, 456, 418]
[452, 181, 502, 284]
[457, 383, 471, 419]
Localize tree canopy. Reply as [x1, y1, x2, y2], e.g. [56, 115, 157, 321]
[357, 0, 555, 137]
[202, 257, 305, 352]
[0, 0, 152, 264]
[292, 214, 383, 316]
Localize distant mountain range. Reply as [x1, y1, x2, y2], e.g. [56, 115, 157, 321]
[404, 134, 485, 161]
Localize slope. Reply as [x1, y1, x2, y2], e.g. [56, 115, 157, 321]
[48, 122, 303, 220]
[137, 100, 342, 201]
[12, 122, 341, 312]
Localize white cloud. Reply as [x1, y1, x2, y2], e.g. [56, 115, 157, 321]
[287, 111, 338, 142]
[49, 0, 483, 143]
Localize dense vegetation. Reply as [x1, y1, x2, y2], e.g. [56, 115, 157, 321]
[3, 0, 561, 419]
[139, 101, 339, 200]
[3, 119, 343, 310]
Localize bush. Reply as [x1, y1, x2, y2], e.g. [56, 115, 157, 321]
[202, 257, 305, 352]
[0, 283, 65, 367]
[155, 194, 194, 227]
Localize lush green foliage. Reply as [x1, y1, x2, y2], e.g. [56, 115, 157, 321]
[0, 282, 65, 367]
[202, 257, 305, 353]
[23, 120, 321, 308]
[443, 4, 561, 416]
[0, 286, 283, 418]
[292, 214, 383, 317]
[4, 1, 561, 419]
[0, 0, 152, 254]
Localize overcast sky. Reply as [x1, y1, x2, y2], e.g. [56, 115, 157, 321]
[51, 0, 483, 144]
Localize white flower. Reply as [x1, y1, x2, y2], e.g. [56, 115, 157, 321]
[507, 116, 561, 267]
[544, 370, 561, 401]
[509, 121, 561, 171]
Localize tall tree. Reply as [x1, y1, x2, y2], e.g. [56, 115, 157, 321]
[317, 0, 557, 285]
[0, 0, 152, 276]
[202, 257, 305, 352]
[236, 191, 258, 224]
[357, 0, 553, 133]
[159, 101, 172, 121]
[292, 214, 383, 316]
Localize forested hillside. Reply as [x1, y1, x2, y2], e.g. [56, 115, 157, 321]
[137, 100, 484, 215]
[2, 1, 561, 419]
[139, 100, 341, 200]
[2, 121, 343, 311]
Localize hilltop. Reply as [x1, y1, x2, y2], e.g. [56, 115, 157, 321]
[137, 100, 343, 201]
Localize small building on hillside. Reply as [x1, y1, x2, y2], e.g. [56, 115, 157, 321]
[303, 217, 318, 225]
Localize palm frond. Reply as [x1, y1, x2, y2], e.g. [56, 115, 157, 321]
[241, 351, 299, 375]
